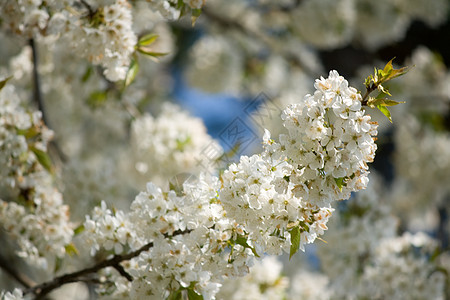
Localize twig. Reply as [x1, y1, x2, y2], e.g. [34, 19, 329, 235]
[29, 38, 48, 126]
[25, 229, 192, 299]
[80, 0, 95, 18]
[361, 83, 378, 106]
[437, 205, 448, 249]
[29, 38, 68, 163]
[113, 264, 133, 282]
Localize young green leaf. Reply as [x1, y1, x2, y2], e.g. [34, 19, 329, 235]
[16, 126, 40, 139]
[377, 84, 391, 96]
[138, 34, 159, 47]
[369, 97, 405, 108]
[378, 58, 411, 84]
[54, 256, 63, 273]
[168, 289, 183, 300]
[64, 243, 79, 256]
[124, 58, 139, 87]
[289, 225, 301, 259]
[334, 177, 345, 191]
[376, 104, 393, 123]
[187, 288, 204, 300]
[29, 145, 53, 174]
[191, 9, 202, 26]
[74, 224, 85, 235]
[364, 75, 372, 89]
[0, 76, 13, 91]
[87, 90, 108, 108]
[136, 48, 168, 58]
[383, 58, 394, 72]
[81, 66, 93, 82]
[235, 235, 260, 257]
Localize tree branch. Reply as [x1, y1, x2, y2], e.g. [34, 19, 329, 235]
[29, 38, 47, 127]
[25, 229, 191, 299]
[361, 83, 378, 106]
[80, 0, 95, 18]
[29, 38, 68, 163]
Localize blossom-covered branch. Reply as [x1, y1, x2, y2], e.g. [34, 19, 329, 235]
[25, 229, 191, 299]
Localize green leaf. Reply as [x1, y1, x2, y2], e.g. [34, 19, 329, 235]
[176, 0, 185, 9]
[16, 126, 40, 139]
[54, 256, 63, 273]
[29, 145, 53, 173]
[287, 220, 299, 230]
[0, 76, 13, 91]
[74, 224, 85, 235]
[81, 66, 93, 82]
[364, 75, 372, 89]
[376, 104, 392, 123]
[176, 136, 192, 151]
[299, 220, 310, 232]
[385, 66, 411, 81]
[289, 226, 301, 260]
[377, 84, 391, 96]
[136, 48, 168, 58]
[138, 34, 159, 46]
[168, 289, 183, 300]
[235, 235, 260, 257]
[65, 242, 79, 256]
[377, 58, 411, 84]
[369, 97, 405, 108]
[124, 58, 139, 87]
[382, 58, 394, 75]
[191, 9, 202, 26]
[334, 177, 345, 191]
[87, 91, 108, 108]
[187, 288, 203, 300]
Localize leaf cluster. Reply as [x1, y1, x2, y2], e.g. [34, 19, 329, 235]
[363, 59, 411, 122]
[124, 34, 169, 88]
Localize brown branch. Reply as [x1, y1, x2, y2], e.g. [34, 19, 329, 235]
[25, 229, 191, 299]
[113, 264, 133, 282]
[80, 0, 95, 18]
[361, 83, 378, 106]
[29, 38, 47, 126]
[29, 38, 68, 163]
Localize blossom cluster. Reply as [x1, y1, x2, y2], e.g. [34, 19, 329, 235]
[1, 0, 449, 298]
[81, 70, 379, 299]
[316, 175, 398, 298]
[0, 84, 73, 269]
[0, 0, 73, 38]
[83, 174, 251, 299]
[220, 70, 378, 255]
[315, 174, 448, 299]
[129, 103, 223, 188]
[1, 0, 135, 81]
[62, 0, 137, 81]
[358, 232, 446, 299]
[391, 114, 450, 227]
